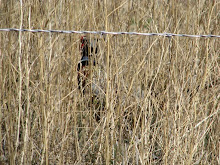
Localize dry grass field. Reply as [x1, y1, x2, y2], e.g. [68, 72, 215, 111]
[0, 0, 219, 164]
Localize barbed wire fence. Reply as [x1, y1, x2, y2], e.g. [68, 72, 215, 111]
[0, 28, 220, 38]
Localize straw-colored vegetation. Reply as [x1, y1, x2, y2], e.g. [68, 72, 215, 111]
[0, 0, 219, 164]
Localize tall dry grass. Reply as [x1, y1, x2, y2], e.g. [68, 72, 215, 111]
[0, 0, 219, 164]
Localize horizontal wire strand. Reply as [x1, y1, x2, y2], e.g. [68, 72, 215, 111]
[0, 28, 219, 38]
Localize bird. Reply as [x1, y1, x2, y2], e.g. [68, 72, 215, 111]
[77, 36, 105, 122]
[77, 36, 97, 93]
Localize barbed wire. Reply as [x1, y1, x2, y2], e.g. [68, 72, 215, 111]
[0, 28, 219, 38]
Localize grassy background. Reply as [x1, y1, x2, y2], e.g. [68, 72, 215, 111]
[0, 0, 219, 164]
